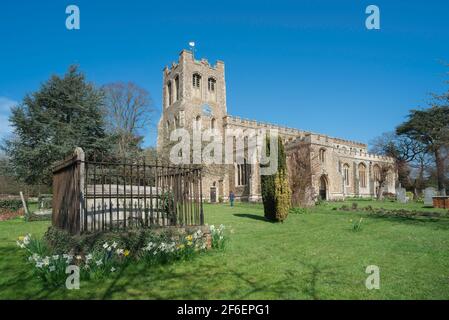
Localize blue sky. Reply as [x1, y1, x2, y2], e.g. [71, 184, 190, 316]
[0, 0, 448, 147]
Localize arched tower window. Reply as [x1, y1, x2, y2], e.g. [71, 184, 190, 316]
[319, 148, 326, 163]
[195, 115, 202, 130]
[358, 163, 367, 188]
[166, 120, 170, 134]
[167, 81, 172, 106]
[174, 75, 180, 102]
[208, 78, 216, 92]
[192, 73, 201, 89]
[343, 164, 350, 186]
[211, 118, 216, 129]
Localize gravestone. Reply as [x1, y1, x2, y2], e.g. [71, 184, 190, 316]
[396, 187, 407, 204]
[424, 187, 437, 207]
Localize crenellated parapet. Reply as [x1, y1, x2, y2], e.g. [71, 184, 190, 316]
[224, 115, 307, 137]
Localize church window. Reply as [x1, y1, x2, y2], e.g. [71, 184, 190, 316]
[167, 81, 172, 105]
[343, 164, 350, 186]
[211, 118, 216, 129]
[319, 148, 326, 163]
[193, 73, 201, 88]
[359, 163, 367, 188]
[195, 115, 202, 130]
[174, 75, 180, 101]
[208, 78, 216, 91]
[373, 165, 381, 182]
[236, 159, 249, 186]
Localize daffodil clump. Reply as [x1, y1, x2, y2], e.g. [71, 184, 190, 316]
[209, 224, 228, 250]
[350, 217, 364, 232]
[141, 229, 207, 264]
[16, 225, 231, 287]
[17, 234, 131, 287]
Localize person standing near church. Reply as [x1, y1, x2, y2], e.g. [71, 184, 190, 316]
[229, 191, 235, 207]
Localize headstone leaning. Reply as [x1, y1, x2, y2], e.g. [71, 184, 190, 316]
[424, 187, 437, 207]
[396, 187, 407, 204]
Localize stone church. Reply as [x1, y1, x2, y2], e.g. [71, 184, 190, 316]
[157, 50, 396, 204]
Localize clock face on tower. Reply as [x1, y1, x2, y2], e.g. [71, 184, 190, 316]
[202, 104, 212, 117]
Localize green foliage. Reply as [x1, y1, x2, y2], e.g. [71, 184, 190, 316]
[350, 217, 364, 232]
[210, 224, 228, 250]
[274, 169, 291, 222]
[260, 136, 291, 222]
[0, 199, 23, 211]
[23, 224, 225, 287]
[3, 202, 449, 299]
[290, 207, 309, 215]
[3, 65, 112, 185]
[396, 106, 449, 191]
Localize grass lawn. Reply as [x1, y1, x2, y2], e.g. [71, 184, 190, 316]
[1, 200, 449, 299]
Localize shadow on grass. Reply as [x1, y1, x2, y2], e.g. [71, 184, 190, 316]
[233, 213, 273, 223]
[0, 246, 56, 299]
[366, 213, 449, 231]
[95, 258, 339, 300]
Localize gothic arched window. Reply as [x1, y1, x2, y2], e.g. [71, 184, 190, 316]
[192, 73, 201, 89]
[359, 163, 367, 188]
[373, 165, 381, 182]
[174, 75, 180, 101]
[211, 118, 216, 129]
[343, 164, 350, 186]
[319, 148, 326, 163]
[208, 78, 216, 92]
[167, 81, 172, 105]
[236, 159, 250, 186]
[195, 115, 201, 130]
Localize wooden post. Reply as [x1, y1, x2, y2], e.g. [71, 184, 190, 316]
[76, 147, 85, 234]
[20, 191, 29, 216]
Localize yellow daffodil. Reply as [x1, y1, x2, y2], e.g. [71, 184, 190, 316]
[178, 244, 185, 249]
[187, 241, 193, 246]
[18, 236, 25, 241]
[123, 250, 130, 257]
[186, 235, 193, 241]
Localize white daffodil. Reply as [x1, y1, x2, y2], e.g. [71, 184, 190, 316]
[86, 254, 93, 261]
[76, 255, 82, 260]
[43, 257, 50, 266]
[112, 242, 118, 249]
[111, 267, 116, 272]
[49, 266, 56, 272]
[52, 255, 59, 260]
[96, 259, 103, 266]
[102, 242, 109, 249]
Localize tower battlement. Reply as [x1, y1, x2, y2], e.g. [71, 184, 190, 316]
[164, 50, 225, 76]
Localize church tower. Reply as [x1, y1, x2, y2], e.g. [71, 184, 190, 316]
[157, 50, 227, 152]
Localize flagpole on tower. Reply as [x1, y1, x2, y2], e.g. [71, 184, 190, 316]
[189, 41, 196, 59]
